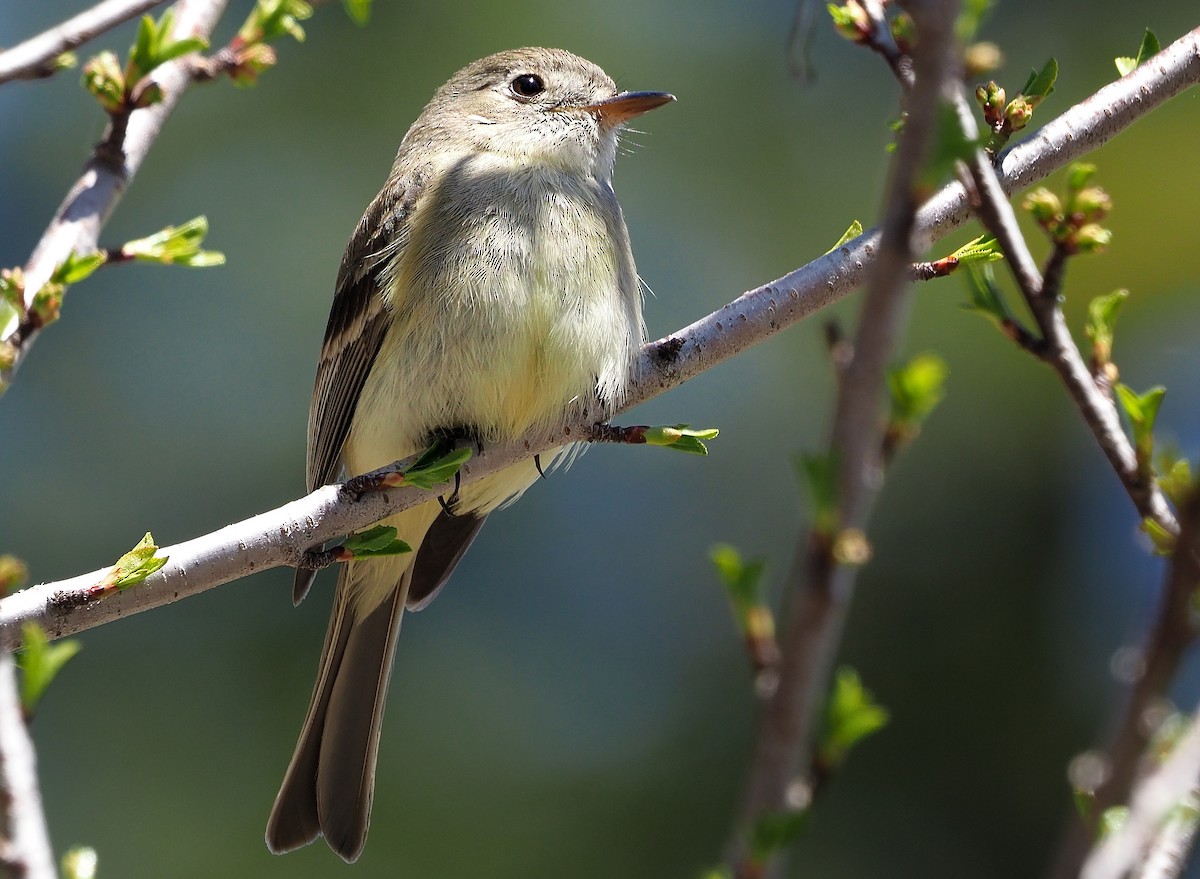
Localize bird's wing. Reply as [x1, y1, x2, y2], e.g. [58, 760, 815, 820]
[306, 171, 425, 492]
[294, 172, 425, 606]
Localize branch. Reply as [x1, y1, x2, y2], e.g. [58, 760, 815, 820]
[0, 652, 55, 879]
[951, 91, 1179, 537]
[1082, 694, 1200, 879]
[0, 0, 169, 85]
[2, 25, 1198, 648]
[1055, 484, 1200, 878]
[1, 0, 229, 388]
[724, 1, 960, 875]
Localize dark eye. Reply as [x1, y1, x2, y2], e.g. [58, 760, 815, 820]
[510, 73, 545, 98]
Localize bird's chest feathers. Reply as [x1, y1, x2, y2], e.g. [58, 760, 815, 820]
[363, 157, 634, 451]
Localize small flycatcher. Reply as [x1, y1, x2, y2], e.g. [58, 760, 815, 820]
[265, 48, 673, 862]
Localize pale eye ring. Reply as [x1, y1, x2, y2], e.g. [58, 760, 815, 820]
[509, 73, 545, 99]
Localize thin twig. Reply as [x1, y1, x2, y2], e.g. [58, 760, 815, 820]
[1, 0, 230, 389]
[0, 652, 55, 879]
[724, 2, 960, 876]
[1, 25, 1198, 650]
[951, 87, 1179, 537]
[0, 0, 169, 85]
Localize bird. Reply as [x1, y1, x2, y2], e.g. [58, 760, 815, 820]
[265, 47, 673, 862]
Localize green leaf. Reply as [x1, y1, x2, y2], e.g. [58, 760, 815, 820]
[18, 623, 82, 718]
[1066, 162, 1097, 192]
[82, 50, 125, 112]
[121, 216, 225, 267]
[947, 234, 1004, 264]
[403, 445, 472, 490]
[342, 526, 412, 559]
[749, 809, 809, 860]
[61, 847, 98, 879]
[819, 667, 889, 769]
[1142, 516, 1176, 556]
[239, 0, 314, 45]
[961, 263, 1014, 329]
[1018, 57, 1058, 106]
[1084, 289, 1127, 366]
[643, 424, 719, 455]
[342, 0, 373, 24]
[1116, 384, 1166, 474]
[1155, 448, 1194, 508]
[1116, 28, 1161, 75]
[52, 251, 107, 285]
[126, 10, 208, 82]
[710, 544, 767, 625]
[826, 3, 868, 42]
[99, 532, 169, 592]
[888, 353, 948, 429]
[794, 452, 839, 535]
[955, 0, 993, 41]
[826, 220, 863, 254]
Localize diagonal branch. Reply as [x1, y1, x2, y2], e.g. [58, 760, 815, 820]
[0, 0, 170, 85]
[724, 1, 960, 875]
[1, 0, 230, 388]
[951, 90, 1178, 536]
[1, 26, 1198, 649]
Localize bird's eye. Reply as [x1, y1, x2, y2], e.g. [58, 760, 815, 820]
[509, 73, 545, 98]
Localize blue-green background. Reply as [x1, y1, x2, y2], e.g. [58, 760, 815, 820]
[2, 1, 1199, 876]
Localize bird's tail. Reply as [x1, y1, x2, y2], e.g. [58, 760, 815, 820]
[265, 551, 414, 863]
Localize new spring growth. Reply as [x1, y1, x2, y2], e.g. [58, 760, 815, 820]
[1022, 163, 1114, 255]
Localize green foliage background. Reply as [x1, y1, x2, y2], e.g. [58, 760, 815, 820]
[1, 1, 1198, 876]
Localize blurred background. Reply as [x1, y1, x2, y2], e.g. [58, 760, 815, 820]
[2, 1, 1199, 876]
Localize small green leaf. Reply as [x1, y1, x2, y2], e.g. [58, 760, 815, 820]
[1116, 384, 1166, 475]
[947, 234, 1004, 264]
[121, 216, 225, 267]
[82, 50, 125, 112]
[1116, 29, 1161, 75]
[1019, 57, 1058, 106]
[61, 847, 98, 879]
[18, 623, 82, 718]
[887, 353, 948, 431]
[955, 0, 993, 41]
[342, 526, 412, 559]
[239, 0, 314, 45]
[403, 446, 472, 490]
[749, 809, 809, 860]
[1142, 516, 1176, 556]
[1155, 448, 1194, 508]
[794, 452, 839, 535]
[819, 666, 889, 769]
[99, 532, 169, 592]
[710, 544, 767, 627]
[52, 251, 107, 285]
[826, 220, 863, 254]
[961, 263, 1013, 329]
[643, 424, 719, 455]
[1066, 162, 1097, 192]
[342, 0, 373, 24]
[826, 3, 869, 42]
[126, 10, 208, 83]
[1084, 289, 1127, 367]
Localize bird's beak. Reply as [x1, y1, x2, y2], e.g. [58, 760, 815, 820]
[577, 90, 676, 125]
